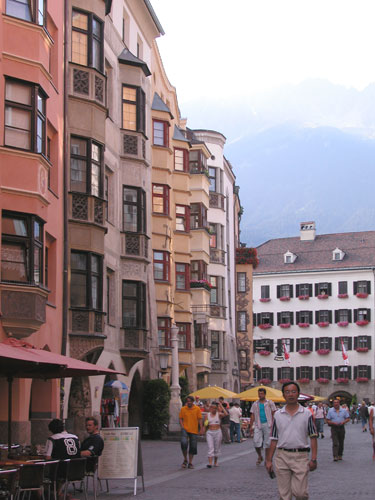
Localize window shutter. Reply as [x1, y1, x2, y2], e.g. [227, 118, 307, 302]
[354, 337, 358, 349]
[353, 282, 358, 295]
[270, 313, 274, 326]
[269, 339, 274, 351]
[335, 338, 339, 350]
[368, 336, 372, 349]
[290, 312, 294, 325]
[315, 311, 319, 324]
[184, 150, 189, 172]
[296, 339, 300, 351]
[253, 313, 257, 327]
[315, 338, 320, 350]
[335, 310, 339, 323]
[354, 366, 358, 379]
[296, 284, 300, 296]
[269, 368, 274, 381]
[367, 366, 371, 378]
[308, 338, 313, 351]
[367, 281, 371, 294]
[348, 337, 352, 350]
[328, 337, 332, 350]
[334, 366, 339, 379]
[256, 313, 260, 325]
[290, 339, 294, 352]
[354, 309, 358, 322]
[137, 88, 146, 134]
[309, 284, 313, 297]
[348, 310, 352, 323]
[315, 366, 319, 379]
[328, 310, 332, 323]
[367, 309, 371, 321]
[314, 283, 318, 296]
[290, 367, 294, 379]
[289, 285, 294, 298]
[328, 366, 332, 380]
[277, 285, 280, 298]
[296, 311, 300, 324]
[309, 311, 313, 324]
[277, 312, 281, 325]
[348, 366, 352, 379]
[309, 367, 313, 380]
[296, 367, 300, 379]
[328, 283, 332, 296]
[277, 367, 281, 380]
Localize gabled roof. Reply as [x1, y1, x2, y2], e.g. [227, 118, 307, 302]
[118, 48, 151, 77]
[173, 125, 190, 143]
[255, 231, 375, 274]
[151, 93, 174, 118]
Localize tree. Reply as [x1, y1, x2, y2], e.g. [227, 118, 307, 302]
[143, 379, 171, 439]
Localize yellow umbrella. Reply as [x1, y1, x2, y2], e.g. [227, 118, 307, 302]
[189, 385, 238, 399]
[238, 385, 285, 402]
[312, 395, 327, 401]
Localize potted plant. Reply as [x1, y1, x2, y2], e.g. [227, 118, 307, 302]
[335, 378, 349, 384]
[298, 323, 310, 328]
[190, 279, 212, 291]
[297, 378, 310, 384]
[317, 322, 329, 327]
[260, 298, 271, 302]
[279, 379, 291, 384]
[338, 293, 348, 298]
[258, 378, 272, 385]
[317, 294, 328, 299]
[317, 349, 330, 355]
[298, 349, 311, 355]
[279, 323, 291, 328]
[298, 295, 310, 300]
[235, 247, 259, 268]
[259, 323, 272, 330]
[317, 377, 329, 384]
[143, 379, 171, 439]
[280, 296, 290, 301]
[258, 350, 271, 356]
[356, 320, 369, 326]
[355, 377, 369, 383]
[337, 321, 349, 327]
[356, 293, 368, 298]
[355, 347, 369, 352]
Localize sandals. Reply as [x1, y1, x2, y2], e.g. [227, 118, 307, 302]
[182, 460, 188, 468]
[188, 463, 194, 469]
[206, 464, 212, 468]
[256, 457, 263, 465]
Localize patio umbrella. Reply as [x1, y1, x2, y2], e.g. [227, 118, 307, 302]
[189, 385, 238, 399]
[104, 380, 129, 391]
[0, 338, 124, 453]
[298, 393, 314, 401]
[238, 385, 285, 402]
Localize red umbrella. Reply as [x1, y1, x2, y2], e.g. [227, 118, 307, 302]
[298, 392, 314, 401]
[0, 338, 124, 453]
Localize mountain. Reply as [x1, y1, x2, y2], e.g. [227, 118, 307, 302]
[180, 80, 375, 245]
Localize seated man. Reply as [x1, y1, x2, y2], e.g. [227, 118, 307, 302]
[80, 417, 104, 457]
[45, 419, 80, 460]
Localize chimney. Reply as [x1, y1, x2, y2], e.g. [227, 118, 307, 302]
[300, 221, 316, 241]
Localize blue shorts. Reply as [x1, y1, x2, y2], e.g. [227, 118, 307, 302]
[181, 429, 198, 455]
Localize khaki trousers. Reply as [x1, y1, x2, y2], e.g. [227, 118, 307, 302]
[274, 449, 309, 500]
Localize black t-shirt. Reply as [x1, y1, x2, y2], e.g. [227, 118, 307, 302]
[81, 433, 104, 456]
[47, 432, 80, 459]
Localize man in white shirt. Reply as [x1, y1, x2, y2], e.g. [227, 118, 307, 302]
[228, 402, 242, 443]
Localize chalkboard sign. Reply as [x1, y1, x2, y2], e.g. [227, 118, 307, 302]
[98, 427, 144, 495]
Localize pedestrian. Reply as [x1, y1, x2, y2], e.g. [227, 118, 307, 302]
[265, 381, 317, 500]
[204, 401, 228, 467]
[249, 387, 276, 465]
[45, 418, 80, 460]
[179, 395, 203, 469]
[358, 401, 369, 432]
[368, 402, 375, 459]
[314, 402, 326, 438]
[80, 416, 104, 457]
[228, 402, 242, 443]
[220, 402, 231, 443]
[326, 398, 350, 461]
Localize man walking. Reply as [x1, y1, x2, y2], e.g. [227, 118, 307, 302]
[266, 382, 317, 500]
[326, 398, 350, 461]
[249, 387, 276, 465]
[81, 416, 104, 457]
[228, 402, 242, 443]
[179, 396, 203, 469]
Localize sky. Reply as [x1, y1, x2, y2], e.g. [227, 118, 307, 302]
[150, 0, 375, 104]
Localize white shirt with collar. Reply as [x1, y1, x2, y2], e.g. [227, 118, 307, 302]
[271, 404, 317, 449]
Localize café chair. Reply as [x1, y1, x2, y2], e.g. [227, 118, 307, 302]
[84, 456, 98, 500]
[58, 458, 87, 500]
[41, 460, 60, 500]
[15, 463, 45, 500]
[0, 469, 18, 500]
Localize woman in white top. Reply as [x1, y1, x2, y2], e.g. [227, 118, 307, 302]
[368, 403, 375, 459]
[205, 402, 228, 468]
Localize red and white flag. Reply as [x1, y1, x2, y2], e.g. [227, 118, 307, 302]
[283, 341, 291, 365]
[341, 339, 349, 365]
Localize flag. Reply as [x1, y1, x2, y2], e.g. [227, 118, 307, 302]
[283, 341, 291, 365]
[341, 339, 349, 365]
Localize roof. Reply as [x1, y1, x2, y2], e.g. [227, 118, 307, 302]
[151, 93, 174, 118]
[118, 48, 151, 76]
[255, 230, 375, 274]
[143, 0, 165, 35]
[173, 125, 190, 143]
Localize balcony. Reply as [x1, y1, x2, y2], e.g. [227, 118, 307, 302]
[121, 232, 149, 260]
[211, 359, 228, 373]
[70, 64, 106, 108]
[210, 305, 226, 318]
[121, 130, 147, 162]
[70, 193, 106, 228]
[69, 309, 105, 335]
[120, 328, 149, 372]
[1, 284, 47, 338]
[209, 192, 225, 210]
[210, 248, 225, 264]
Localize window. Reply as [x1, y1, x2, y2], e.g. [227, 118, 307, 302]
[261, 285, 270, 299]
[1, 212, 43, 284]
[158, 317, 171, 347]
[191, 260, 207, 281]
[253, 339, 273, 353]
[296, 338, 313, 351]
[355, 365, 371, 379]
[5, 79, 46, 153]
[315, 337, 332, 350]
[209, 167, 217, 192]
[237, 272, 246, 293]
[153, 120, 169, 147]
[277, 338, 294, 354]
[190, 203, 207, 230]
[315, 282, 331, 296]
[70, 251, 102, 310]
[260, 367, 273, 381]
[153, 251, 169, 281]
[296, 283, 312, 297]
[177, 323, 191, 350]
[237, 311, 247, 332]
[257, 312, 274, 325]
[277, 311, 294, 325]
[338, 281, 347, 295]
[315, 310, 332, 323]
[106, 269, 114, 324]
[122, 280, 146, 328]
[284, 251, 296, 264]
[334, 337, 352, 351]
[211, 331, 220, 359]
[210, 276, 218, 304]
[335, 309, 352, 323]
[296, 310, 312, 324]
[277, 284, 293, 298]
[354, 308, 371, 322]
[176, 205, 190, 232]
[296, 366, 312, 380]
[152, 184, 169, 215]
[70, 136, 103, 197]
[239, 350, 248, 371]
[174, 148, 188, 172]
[316, 366, 332, 380]
[123, 186, 146, 232]
[354, 280, 371, 295]
[278, 367, 294, 381]
[72, 9, 103, 71]
[6, 0, 45, 25]
[209, 223, 217, 248]
[176, 263, 189, 290]
[122, 85, 145, 133]
[334, 365, 351, 380]
[354, 336, 371, 350]
[189, 150, 207, 174]
[194, 322, 208, 348]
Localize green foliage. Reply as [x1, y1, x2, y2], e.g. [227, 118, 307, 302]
[351, 393, 357, 406]
[143, 379, 171, 439]
[179, 376, 189, 404]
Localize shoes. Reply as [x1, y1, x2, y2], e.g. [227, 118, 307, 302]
[188, 463, 194, 469]
[182, 461, 188, 469]
[206, 464, 212, 468]
[338, 456, 342, 460]
[321, 434, 324, 438]
[333, 457, 338, 461]
[256, 457, 263, 465]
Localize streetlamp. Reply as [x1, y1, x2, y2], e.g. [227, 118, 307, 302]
[157, 351, 169, 378]
[169, 323, 182, 432]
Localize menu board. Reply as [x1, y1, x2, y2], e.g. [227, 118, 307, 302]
[98, 427, 139, 480]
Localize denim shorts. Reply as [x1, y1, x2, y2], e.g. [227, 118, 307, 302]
[181, 429, 198, 455]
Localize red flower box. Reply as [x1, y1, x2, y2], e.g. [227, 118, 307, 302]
[337, 321, 348, 327]
[259, 350, 271, 356]
[317, 322, 329, 327]
[236, 247, 259, 267]
[298, 295, 310, 300]
[258, 378, 271, 385]
[259, 323, 272, 330]
[190, 279, 212, 291]
[338, 293, 348, 298]
[279, 379, 292, 384]
[336, 378, 349, 384]
[356, 377, 369, 383]
[279, 323, 291, 328]
[280, 296, 290, 301]
[355, 347, 369, 352]
[260, 298, 271, 302]
[356, 320, 369, 326]
[317, 349, 330, 355]
[298, 323, 310, 328]
[317, 377, 329, 384]
[356, 293, 368, 298]
[298, 349, 311, 355]
[317, 294, 329, 299]
[297, 378, 310, 384]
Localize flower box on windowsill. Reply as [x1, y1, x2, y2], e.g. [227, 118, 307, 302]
[356, 377, 369, 383]
[279, 323, 291, 328]
[317, 349, 330, 355]
[280, 296, 290, 302]
[355, 347, 369, 352]
[317, 322, 329, 328]
[258, 378, 272, 385]
[337, 321, 349, 327]
[317, 377, 329, 384]
[356, 320, 369, 326]
[356, 293, 368, 298]
[298, 322, 310, 328]
[279, 379, 292, 384]
[298, 295, 310, 300]
[338, 293, 348, 298]
[258, 323, 272, 330]
[297, 378, 310, 384]
[260, 298, 271, 302]
[259, 350, 271, 356]
[317, 294, 329, 299]
[335, 378, 349, 384]
[298, 349, 311, 355]
[190, 279, 212, 291]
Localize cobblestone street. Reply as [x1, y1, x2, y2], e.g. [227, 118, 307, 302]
[92, 423, 373, 499]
